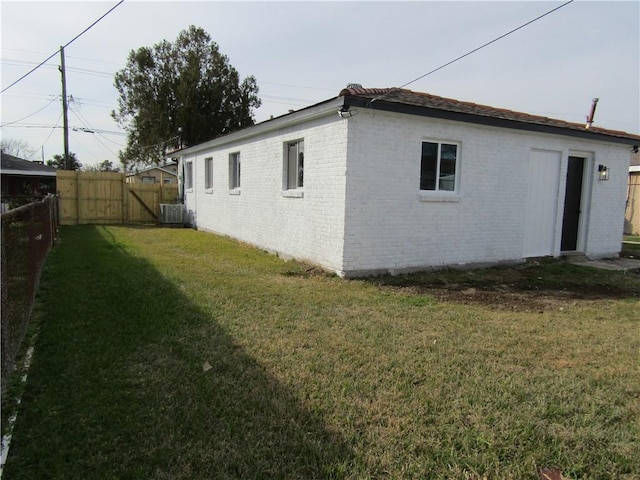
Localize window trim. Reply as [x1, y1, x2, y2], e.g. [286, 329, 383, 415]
[283, 139, 304, 191]
[184, 161, 193, 191]
[419, 139, 460, 194]
[229, 152, 241, 191]
[204, 157, 213, 192]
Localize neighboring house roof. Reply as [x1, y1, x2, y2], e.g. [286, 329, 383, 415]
[126, 164, 178, 177]
[340, 88, 640, 146]
[631, 152, 640, 166]
[1, 152, 57, 177]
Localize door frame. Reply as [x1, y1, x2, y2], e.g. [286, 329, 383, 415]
[561, 151, 593, 253]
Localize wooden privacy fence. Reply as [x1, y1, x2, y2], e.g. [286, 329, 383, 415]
[57, 171, 180, 225]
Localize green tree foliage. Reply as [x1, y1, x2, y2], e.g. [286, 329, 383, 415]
[82, 160, 119, 172]
[47, 153, 82, 170]
[112, 25, 261, 166]
[97, 159, 118, 172]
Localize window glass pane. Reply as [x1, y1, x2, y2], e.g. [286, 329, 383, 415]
[439, 144, 457, 191]
[420, 142, 438, 190]
[205, 158, 213, 189]
[229, 153, 240, 189]
[298, 151, 304, 188]
[237, 155, 241, 188]
[185, 162, 193, 189]
[287, 143, 298, 189]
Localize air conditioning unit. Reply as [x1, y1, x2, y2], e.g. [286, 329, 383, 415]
[159, 204, 184, 224]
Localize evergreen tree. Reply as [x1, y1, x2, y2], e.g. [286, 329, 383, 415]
[113, 26, 261, 166]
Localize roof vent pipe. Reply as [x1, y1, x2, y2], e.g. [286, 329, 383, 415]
[585, 97, 599, 129]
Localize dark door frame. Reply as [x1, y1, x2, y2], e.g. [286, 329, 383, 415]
[561, 155, 587, 252]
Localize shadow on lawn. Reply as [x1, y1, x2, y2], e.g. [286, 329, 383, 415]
[4, 226, 353, 479]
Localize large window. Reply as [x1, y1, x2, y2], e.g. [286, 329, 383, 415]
[420, 141, 458, 192]
[204, 157, 213, 190]
[229, 152, 240, 190]
[285, 140, 304, 190]
[185, 161, 193, 190]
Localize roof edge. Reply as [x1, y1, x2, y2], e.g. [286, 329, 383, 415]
[340, 88, 640, 146]
[172, 97, 343, 156]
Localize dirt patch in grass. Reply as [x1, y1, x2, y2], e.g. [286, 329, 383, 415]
[401, 285, 602, 312]
[371, 260, 640, 312]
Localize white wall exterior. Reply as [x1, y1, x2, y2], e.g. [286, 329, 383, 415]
[181, 109, 349, 273]
[180, 104, 632, 277]
[340, 109, 631, 276]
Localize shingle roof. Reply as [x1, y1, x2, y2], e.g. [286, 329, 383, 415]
[339, 87, 640, 145]
[1, 152, 58, 175]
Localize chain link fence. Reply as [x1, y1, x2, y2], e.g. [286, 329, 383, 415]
[1, 195, 59, 395]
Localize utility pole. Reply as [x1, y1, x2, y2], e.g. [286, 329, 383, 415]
[59, 46, 70, 169]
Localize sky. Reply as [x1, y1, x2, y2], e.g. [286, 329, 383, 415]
[1, 0, 638, 168]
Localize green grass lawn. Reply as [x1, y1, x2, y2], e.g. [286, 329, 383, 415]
[623, 235, 640, 256]
[3, 226, 640, 479]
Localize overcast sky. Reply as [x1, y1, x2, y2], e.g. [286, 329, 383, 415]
[1, 0, 638, 168]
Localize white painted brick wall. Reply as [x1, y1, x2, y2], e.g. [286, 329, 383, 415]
[182, 113, 349, 272]
[183, 106, 632, 277]
[583, 144, 631, 258]
[341, 109, 632, 275]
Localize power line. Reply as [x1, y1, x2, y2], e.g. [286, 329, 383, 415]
[69, 104, 123, 155]
[2, 123, 126, 136]
[0, 0, 124, 94]
[0, 96, 60, 126]
[389, 0, 574, 94]
[40, 111, 63, 151]
[2, 59, 114, 79]
[70, 104, 126, 147]
[259, 81, 336, 92]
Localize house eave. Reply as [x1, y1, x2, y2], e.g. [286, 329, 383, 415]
[0, 169, 57, 177]
[170, 97, 343, 158]
[343, 96, 640, 147]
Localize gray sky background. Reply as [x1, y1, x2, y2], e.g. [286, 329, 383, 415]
[1, 0, 638, 168]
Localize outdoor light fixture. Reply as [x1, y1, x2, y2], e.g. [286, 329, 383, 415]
[598, 164, 609, 181]
[338, 105, 357, 118]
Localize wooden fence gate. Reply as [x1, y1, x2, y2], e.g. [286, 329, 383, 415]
[57, 171, 179, 225]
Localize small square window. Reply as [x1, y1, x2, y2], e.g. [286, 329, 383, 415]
[420, 141, 458, 192]
[284, 140, 304, 190]
[204, 157, 213, 190]
[229, 152, 240, 190]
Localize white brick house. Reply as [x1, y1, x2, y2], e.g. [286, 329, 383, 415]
[173, 88, 640, 277]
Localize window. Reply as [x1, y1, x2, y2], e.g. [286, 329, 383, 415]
[420, 141, 458, 192]
[185, 161, 193, 190]
[229, 152, 240, 189]
[285, 140, 304, 190]
[204, 157, 213, 190]
[141, 176, 155, 184]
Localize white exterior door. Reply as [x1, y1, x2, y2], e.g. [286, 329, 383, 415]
[523, 149, 562, 257]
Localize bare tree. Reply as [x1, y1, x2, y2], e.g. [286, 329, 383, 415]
[0, 138, 38, 160]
